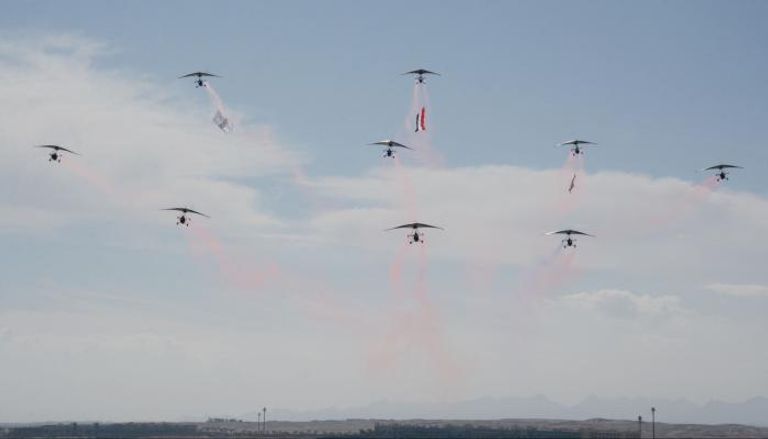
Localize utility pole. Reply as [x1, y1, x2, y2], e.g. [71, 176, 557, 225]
[262, 407, 266, 434]
[638, 415, 643, 439]
[257, 413, 261, 434]
[651, 407, 656, 439]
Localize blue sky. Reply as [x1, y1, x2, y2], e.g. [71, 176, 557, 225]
[1, 0, 768, 422]
[5, 1, 768, 184]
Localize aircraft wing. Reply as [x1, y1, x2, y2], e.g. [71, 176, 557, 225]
[178, 72, 220, 78]
[185, 208, 210, 218]
[557, 140, 597, 146]
[703, 164, 743, 171]
[547, 229, 594, 237]
[387, 222, 443, 231]
[369, 140, 412, 149]
[35, 145, 79, 154]
[402, 69, 440, 76]
[57, 146, 80, 155]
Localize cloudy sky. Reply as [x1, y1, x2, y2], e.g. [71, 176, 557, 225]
[1, 0, 767, 422]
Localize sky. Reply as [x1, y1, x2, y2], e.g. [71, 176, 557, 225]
[0, 0, 767, 422]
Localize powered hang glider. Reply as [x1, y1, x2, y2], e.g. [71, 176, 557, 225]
[402, 69, 440, 84]
[163, 207, 210, 227]
[387, 222, 444, 245]
[35, 144, 80, 163]
[703, 164, 743, 182]
[546, 229, 594, 248]
[178, 72, 220, 88]
[369, 139, 413, 158]
[557, 139, 597, 156]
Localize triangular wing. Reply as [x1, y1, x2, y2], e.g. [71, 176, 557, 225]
[178, 72, 220, 79]
[402, 69, 440, 76]
[557, 140, 597, 147]
[35, 145, 79, 154]
[547, 229, 594, 237]
[369, 140, 412, 149]
[703, 164, 743, 171]
[387, 222, 443, 231]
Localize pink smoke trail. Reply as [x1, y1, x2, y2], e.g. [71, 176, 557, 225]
[185, 222, 372, 333]
[186, 223, 278, 294]
[274, 267, 376, 330]
[60, 159, 118, 198]
[516, 244, 580, 306]
[370, 240, 465, 393]
[388, 240, 410, 300]
[463, 154, 586, 296]
[650, 175, 720, 227]
[392, 155, 419, 220]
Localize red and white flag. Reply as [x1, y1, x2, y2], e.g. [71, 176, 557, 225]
[415, 107, 426, 132]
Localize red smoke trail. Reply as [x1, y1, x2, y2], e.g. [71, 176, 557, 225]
[392, 155, 419, 220]
[274, 267, 376, 330]
[650, 175, 720, 227]
[388, 240, 410, 300]
[60, 159, 119, 198]
[186, 223, 371, 332]
[186, 223, 278, 295]
[694, 174, 720, 198]
[517, 244, 580, 305]
[529, 247, 578, 296]
[370, 241, 465, 393]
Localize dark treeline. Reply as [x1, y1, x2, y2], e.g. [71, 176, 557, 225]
[1, 422, 201, 438]
[320, 423, 636, 439]
[1, 422, 638, 439]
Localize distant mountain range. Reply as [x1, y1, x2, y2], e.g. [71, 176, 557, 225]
[245, 395, 768, 427]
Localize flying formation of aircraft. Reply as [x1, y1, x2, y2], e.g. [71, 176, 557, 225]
[402, 69, 440, 84]
[34, 68, 745, 255]
[369, 139, 412, 158]
[546, 229, 594, 248]
[703, 164, 743, 182]
[35, 144, 80, 163]
[387, 222, 443, 244]
[557, 139, 597, 156]
[163, 207, 210, 227]
[178, 72, 220, 88]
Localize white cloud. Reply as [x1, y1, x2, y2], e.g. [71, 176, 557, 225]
[302, 163, 768, 284]
[561, 289, 684, 319]
[0, 34, 300, 236]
